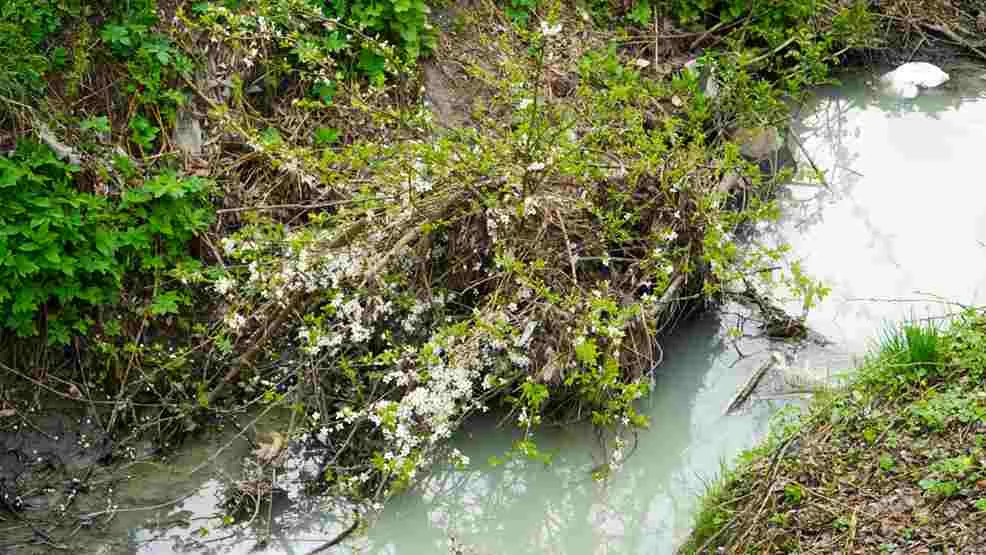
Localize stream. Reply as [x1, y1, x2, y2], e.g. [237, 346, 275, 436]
[68, 65, 986, 554]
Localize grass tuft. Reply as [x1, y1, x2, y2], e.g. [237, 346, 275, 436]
[874, 319, 942, 382]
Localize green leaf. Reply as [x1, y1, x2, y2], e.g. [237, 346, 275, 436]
[575, 338, 598, 366]
[358, 49, 386, 80]
[80, 116, 111, 134]
[314, 127, 340, 146]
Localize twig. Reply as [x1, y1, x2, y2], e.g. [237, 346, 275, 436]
[555, 209, 578, 285]
[206, 300, 297, 405]
[743, 36, 798, 67]
[724, 352, 779, 415]
[306, 511, 360, 555]
[732, 433, 798, 549]
[215, 200, 379, 214]
[788, 131, 831, 191]
[921, 22, 986, 61]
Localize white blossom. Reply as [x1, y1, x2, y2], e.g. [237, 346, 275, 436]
[540, 21, 562, 36]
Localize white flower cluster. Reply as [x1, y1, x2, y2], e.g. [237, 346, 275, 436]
[218, 226, 383, 343]
[365, 327, 501, 484]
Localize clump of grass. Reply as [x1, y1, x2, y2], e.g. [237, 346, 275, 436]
[877, 319, 941, 368]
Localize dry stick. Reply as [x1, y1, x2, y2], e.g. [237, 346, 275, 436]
[921, 22, 986, 61]
[555, 209, 578, 285]
[731, 434, 799, 550]
[206, 300, 296, 405]
[305, 511, 360, 555]
[696, 400, 835, 552]
[200, 232, 226, 267]
[743, 36, 798, 67]
[906, 35, 927, 63]
[216, 200, 375, 214]
[0, 363, 164, 407]
[723, 353, 779, 415]
[653, 5, 660, 71]
[844, 508, 858, 553]
[788, 131, 832, 191]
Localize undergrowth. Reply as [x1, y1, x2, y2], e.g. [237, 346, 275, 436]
[8, 0, 980, 545]
[683, 312, 986, 553]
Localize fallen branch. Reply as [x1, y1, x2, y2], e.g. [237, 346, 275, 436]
[724, 352, 781, 415]
[306, 511, 360, 554]
[921, 22, 986, 61]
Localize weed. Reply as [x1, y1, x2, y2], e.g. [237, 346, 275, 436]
[0, 141, 213, 343]
[907, 388, 986, 432]
[879, 453, 896, 472]
[918, 478, 961, 498]
[783, 482, 804, 505]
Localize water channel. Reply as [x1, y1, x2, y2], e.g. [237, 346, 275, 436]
[83, 65, 986, 555]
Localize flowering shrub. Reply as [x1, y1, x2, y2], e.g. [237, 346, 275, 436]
[0, 0, 879, 532]
[198, 10, 840, 502]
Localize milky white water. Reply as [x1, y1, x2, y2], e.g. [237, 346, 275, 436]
[775, 67, 986, 354]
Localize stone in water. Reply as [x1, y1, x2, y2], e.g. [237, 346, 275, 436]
[879, 62, 949, 99]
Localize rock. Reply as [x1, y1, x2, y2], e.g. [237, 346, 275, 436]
[879, 62, 950, 100]
[717, 170, 743, 195]
[173, 108, 204, 157]
[731, 126, 797, 179]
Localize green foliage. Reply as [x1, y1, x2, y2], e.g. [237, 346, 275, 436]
[1, 0, 65, 45]
[80, 115, 111, 134]
[129, 114, 160, 150]
[917, 477, 961, 498]
[942, 311, 986, 381]
[0, 142, 213, 343]
[0, 0, 76, 108]
[907, 388, 986, 432]
[99, 4, 192, 123]
[504, 0, 537, 24]
[192, 0, 435, 85]
[313, 126, 340, 146]
[328, 0, 434, 61]
[782, 482, 803, 505]
[878, 453, 896, 472]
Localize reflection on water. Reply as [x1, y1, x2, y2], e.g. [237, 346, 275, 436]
[359, 314, 780, 555]
[774, 67, 986, 354]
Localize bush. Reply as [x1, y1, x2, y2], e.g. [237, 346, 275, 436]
[191, 0, 435, 86]
[0, 141, 213, 343]
[0, 0, 68, 109]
